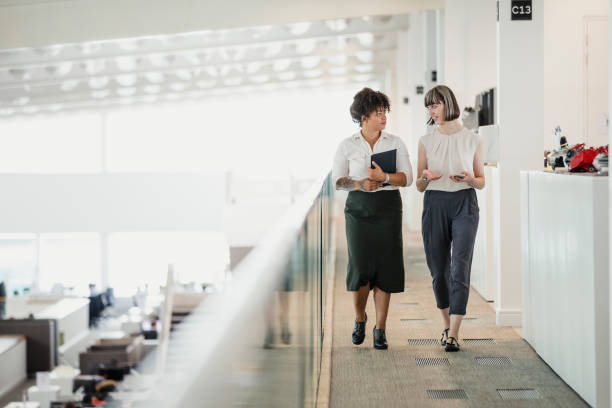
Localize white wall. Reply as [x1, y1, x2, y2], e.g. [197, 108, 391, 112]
[543, 0, 610, 149]
[0, 0, 443, 49]
[444, 0, 497, 112]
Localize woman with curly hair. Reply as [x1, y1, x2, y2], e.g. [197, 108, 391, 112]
[331, 87, 413, 350]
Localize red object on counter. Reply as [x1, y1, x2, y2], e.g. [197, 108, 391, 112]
[569, 145, 608, 172]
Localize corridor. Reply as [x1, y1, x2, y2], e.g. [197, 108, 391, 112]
[326, 220, 588, 407]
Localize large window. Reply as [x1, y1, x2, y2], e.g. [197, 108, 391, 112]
[38, 233, 101, 295]
[0, 234, 37, 295]
[0, 112, 102, 173]
[108, 231, 229, 296]
[0, 86, 360, 296]
[105, 88, 356, 177]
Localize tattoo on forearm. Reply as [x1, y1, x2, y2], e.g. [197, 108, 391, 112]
[336, 177, 360, 191]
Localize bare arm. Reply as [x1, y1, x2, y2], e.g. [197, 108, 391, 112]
[416, 141, 429, 192]
[335, 177, 381, 192]
[467, 140, 485, 189]
[368, 162, 407, 187]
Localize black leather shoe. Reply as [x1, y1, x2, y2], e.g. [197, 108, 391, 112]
[445, 337, 460, 352]
[373, 326, 388, 350]
[351, 313, 367, 345]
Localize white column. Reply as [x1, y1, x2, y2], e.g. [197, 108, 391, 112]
[100, 233, 109, 290]
[395, 12, 430, 231]
[608, 0, 612, 401]
[444, 0, 468, 106]
[496, 0, 544, 326]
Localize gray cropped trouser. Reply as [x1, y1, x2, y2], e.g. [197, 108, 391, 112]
[421, 188, 479, 316]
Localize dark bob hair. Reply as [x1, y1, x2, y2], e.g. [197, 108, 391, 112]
[349, 87, 391, 127]
[424, 85, 460, 125]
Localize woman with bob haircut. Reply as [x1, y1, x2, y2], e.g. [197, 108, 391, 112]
[332, 87, 413, 350]
[416, 85, 485, 352]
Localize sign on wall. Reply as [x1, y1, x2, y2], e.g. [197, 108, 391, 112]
[511, 0, 532, 21]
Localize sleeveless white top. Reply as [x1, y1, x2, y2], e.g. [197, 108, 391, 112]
[419, 127, 480, 192]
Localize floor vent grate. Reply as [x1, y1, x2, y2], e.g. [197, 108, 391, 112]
[464, 338, 496, 345]
[497, 389, 541, 400]
[476, 356, 512, 366]
[400, 318, 427, 324]
[427, 389, 468, 399]
[396, 302, 419, 308]
[416, 357, 450, 366]
[407, 338, 439, 346]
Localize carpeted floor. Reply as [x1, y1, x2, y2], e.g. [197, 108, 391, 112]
[329, 221, 589, 408]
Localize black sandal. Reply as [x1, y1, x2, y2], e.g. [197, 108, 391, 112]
[445, 336, 460, 352]
[440, 328, 449, 346]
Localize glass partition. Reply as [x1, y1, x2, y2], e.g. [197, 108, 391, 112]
[144, 173, 335, 408]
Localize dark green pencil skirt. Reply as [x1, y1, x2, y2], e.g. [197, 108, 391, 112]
[344, 189, 404, 293]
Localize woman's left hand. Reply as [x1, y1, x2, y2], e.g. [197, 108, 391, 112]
[368, 161, 387, 182]
[450, 170, 473, 183]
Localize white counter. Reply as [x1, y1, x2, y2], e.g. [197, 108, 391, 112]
[520, 170, 609, 407]
[471, 165, 499, 302]
[5, 297, 89, 352]
[0, 335, 26, 398]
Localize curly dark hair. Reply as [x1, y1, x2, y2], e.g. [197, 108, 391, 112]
[349, 88, 391, 127]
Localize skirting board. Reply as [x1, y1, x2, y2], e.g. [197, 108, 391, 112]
[496, 309, 522, 327]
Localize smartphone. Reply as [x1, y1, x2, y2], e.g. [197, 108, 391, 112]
[453, 174, 465, 180]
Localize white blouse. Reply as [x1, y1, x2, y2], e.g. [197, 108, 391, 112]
[420, 127, 480, 192]
[332, 131, 413, 192]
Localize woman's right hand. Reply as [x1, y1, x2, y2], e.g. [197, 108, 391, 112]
[421, 169, 442, 180]
[357, 179, 382, 191]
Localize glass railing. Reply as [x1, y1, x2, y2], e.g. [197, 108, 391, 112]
[146, 172, 335, 407]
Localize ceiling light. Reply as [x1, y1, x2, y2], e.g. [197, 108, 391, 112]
[295, 39, 316, 54]
[251, 75, 270, 84]
[92, 90, 110, 98]
[145, 72, 164, 83]
[287, 22, 312, 36]
[116, 74, 137, 86]
[278, 72, 297, 81]
[355, 51, 374, 63]
[263, 42, 283, 57]
[273, 59, 292, 72]
[60, 79, 80, 91]
[356, 33, 374, 47]
[115, 56, 138, 71]
[197, 80, 216, 88]
[144, 85, 161, 94]
[327, 55, 348, 65]
[82, 59, 106, 75]
[149, 54, 169, 67]
[117, 87, 136, 97]
[330, 67, 348, 75]
[22, 106, 39, 114]
[325, 19, 349, 32]
[354, 64, 373, 73]
[175, 69, 192, 81]
[170, 82, 186, 92]
[13, 96, 30, 106]
[300, 56, 321, 69]
[88, 77, 109, 89]
[45, 62, 73, 76]
[303, 69, 323, 78]
[224, 77, 243, 86]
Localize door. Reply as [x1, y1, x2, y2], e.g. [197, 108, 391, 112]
[584, 17, 609, 147]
